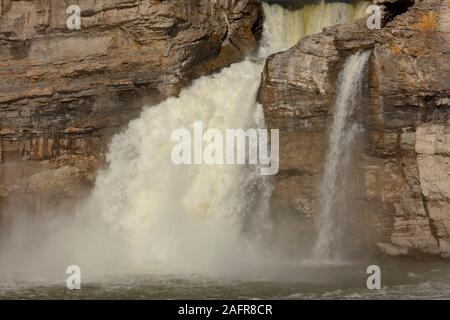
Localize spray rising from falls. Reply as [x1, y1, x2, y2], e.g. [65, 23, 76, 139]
[314, 51, 371, 262]
[90, 61, 272, 271]
[0, 1, 370, 277]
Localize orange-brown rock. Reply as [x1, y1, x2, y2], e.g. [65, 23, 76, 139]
[0, 0, 263, 214]
[258, 0, 450, 258]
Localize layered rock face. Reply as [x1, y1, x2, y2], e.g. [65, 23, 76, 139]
[368, 0, 450, 257]
[1, 0, 449, 260]
[0, 0, 262, 214]
[258, 0, 450, 258]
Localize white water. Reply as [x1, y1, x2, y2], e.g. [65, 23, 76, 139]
[88, 60, 273, 271]
[260, 1, 369, 55]
[314, 50, 371, 262]
[90, 1, 370, 271]
[0, 1, 370, 278]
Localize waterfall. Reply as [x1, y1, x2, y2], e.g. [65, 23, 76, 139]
[314, 51, 371, 262]
[260, 1, 370, 56]
[89, 60, 272, 269]
[84, 2, 370, 269]
[0, 1, 370, 277]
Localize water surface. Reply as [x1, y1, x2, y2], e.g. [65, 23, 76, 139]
[2, 260, 449, 299]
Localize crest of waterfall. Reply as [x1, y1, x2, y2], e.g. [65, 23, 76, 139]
[314, 51, 371, 262]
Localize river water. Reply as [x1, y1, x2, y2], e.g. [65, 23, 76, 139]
[2, 260, 450, 299]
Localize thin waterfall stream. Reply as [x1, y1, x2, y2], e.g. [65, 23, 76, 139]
[314, 51, 371, 262]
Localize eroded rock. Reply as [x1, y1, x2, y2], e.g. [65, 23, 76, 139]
[0, 0, 263, 214]
[259, 0, 450, 258]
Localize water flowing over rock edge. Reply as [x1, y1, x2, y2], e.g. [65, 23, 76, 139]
[0, 0, 448, 268]
[258, 0, 450, 259]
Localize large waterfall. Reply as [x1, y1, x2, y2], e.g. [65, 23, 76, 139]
[89, 1, 369, 268]
[314, 51, 371, 262]
[0, 1, 370, 278]
[89, 60, 272, 271]
[89, 1, 370, 271]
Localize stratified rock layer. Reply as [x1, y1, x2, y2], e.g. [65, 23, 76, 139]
[258, 0, 450, 258]
[0, 0, 262, 213]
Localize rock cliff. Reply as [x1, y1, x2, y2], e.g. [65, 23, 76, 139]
[0, 0, 262, 214]
[258, 0, 450, 258]
[1, 0, 449, 260]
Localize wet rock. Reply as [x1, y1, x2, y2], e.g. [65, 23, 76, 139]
[27, 165, 91, 213]
[377, 242, 408, 257]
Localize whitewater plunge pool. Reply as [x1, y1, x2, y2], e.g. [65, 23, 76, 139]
[1, 260, 450, 299]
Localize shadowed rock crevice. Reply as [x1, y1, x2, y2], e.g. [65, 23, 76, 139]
[375, 0, 415, 25]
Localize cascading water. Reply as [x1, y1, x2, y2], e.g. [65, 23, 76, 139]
[88, 1, 370, 270]
[313, 50, 371, 262]
[88, 61, 272, 271]
[3, 1, 450, 301]
[260, 1, 369, 55]
[0, 1, 370, 278]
